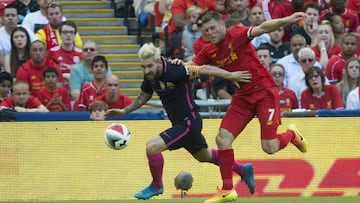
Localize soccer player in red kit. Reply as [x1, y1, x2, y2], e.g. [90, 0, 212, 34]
[189, 11, 309, 203]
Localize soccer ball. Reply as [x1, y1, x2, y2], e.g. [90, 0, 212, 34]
[104, 123, 131, 150]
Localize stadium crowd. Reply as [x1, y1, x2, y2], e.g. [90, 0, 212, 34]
[0, 0, 360, 115]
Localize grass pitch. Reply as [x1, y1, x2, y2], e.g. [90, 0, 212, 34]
[0, 197, 359, 203]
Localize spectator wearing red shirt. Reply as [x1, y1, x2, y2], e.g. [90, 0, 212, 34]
[301, 66, 344, 110]
[270, 63, 298, 113]
[0, 81, 48, 112]
[311, 21, 342, 68]
[325, 32, 359, 83]
[37, 67, 71, 111]
[93, 75, 132, 109]
[76, 55, 107, 111]
[167, 0, 222, 57]
[15, 40, 63, 97]
[49, 20, 82, 75]
[346, 0, 360, 21]
[321, 0, 359, 32]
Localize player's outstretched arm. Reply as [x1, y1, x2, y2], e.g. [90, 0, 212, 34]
[196, 64, 252, 88]
[105, 91, 152, 117]
[250, 12, 305, 38]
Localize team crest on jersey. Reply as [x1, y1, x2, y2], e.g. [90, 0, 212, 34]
[73, 56, 81, 63]
[166, 82, 175, 89]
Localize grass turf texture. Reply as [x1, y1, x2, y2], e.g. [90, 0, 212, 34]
[0, 197, 358, 203]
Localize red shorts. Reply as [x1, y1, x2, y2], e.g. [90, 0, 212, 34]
[220, 87, 281, 140]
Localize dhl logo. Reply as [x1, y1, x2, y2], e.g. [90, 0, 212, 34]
[173, 158, 360, 198]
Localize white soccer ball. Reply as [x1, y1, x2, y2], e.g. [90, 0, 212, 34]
[104, 123, 131, 150]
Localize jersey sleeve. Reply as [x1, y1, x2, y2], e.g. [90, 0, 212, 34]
[141, 79, 154, 95]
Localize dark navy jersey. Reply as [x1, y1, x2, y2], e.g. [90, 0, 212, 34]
[141, 58, 200, 125]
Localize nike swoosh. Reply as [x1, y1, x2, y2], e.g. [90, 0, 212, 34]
[222, 193, 231, 198]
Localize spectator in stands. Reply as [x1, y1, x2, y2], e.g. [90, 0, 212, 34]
[224, 0, 251, 27]
[183, 5, 202, 62]
[3, 26, 31, 76]
[0, 81, 48, 112]
[93, 74, 132, 109]
[269, 63, 298, 113]
[48, 20, 82, 76]
[212, 76, 234, 100]
[346, 85, 360, 109]
[133, 0, 155, 29]
[301, 66, 344, 110]
[256, 45, 272, 71]
[321, 0, 359, 33]
[36, 2, 82, 50]
[325, 32, 359, 84]
[325, 13, 344, 45]
[22, 0, 66, 33]
[0, 4, 36, 68]
[287, 47, 321, 107]
[337, 57, 360, 106]
[167, 0, 223, 58]
[21, 0, 64, 33]
[11, 0, 40, 24]
[70, 40, 112, 100]
[278, 34, 321, 87]
[311, 20, 342, 69]
[346, 0, 360, 22]
[37, 67, 71, 111]
[0, 71, 12, 103]
[16, 40, 63, 97]
[89, 100, 108, 121]
[261, 27, 290, 63]
[249, 5, 269, 48]
[76, 55, 108, 111]
[292, 3, 322, 46]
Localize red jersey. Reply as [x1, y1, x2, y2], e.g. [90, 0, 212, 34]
[49, 46, 82, 74]
[311, 44, 342, 62]
[300, 85, 344, 110]
[15, 59, 63, 97]
[347, 0, 360, 20]
[0, 95, 42, 108]
[279, 87, 298, 113]
[193, 25, 276, 96]
[37, 86, 71, 111]
[168, 0, 217, 36]
[321, 8, 359, 32]
[93, 93, 132, 109]
[325, 54, 346, 83]
[193, 36, 210, 55]
[77, 81, 106, 110]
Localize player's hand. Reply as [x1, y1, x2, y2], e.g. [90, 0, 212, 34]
[105, 109, 126, 117]
[229, 71, 252, 88]
[287, 12, 305, 25]
[168, 58, 184, 65]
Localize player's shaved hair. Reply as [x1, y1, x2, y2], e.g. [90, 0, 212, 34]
[138, 43, 161, 62]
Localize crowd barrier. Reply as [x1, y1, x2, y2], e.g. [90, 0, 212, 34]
[14, 110, 165, 121]
[0, 118, 359, 200]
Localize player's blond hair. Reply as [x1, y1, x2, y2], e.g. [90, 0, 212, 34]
[138, 43, 161, 62]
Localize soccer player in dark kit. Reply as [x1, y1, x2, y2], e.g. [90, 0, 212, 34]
[105, 42, 255, 200]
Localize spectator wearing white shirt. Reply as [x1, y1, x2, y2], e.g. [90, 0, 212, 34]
[287, 47, 325, 108]
[21, 0, 66, 33]
[346, 86, 360, 110]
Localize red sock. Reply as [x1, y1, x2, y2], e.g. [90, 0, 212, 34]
[147, 153, 164, 188]
[277, 130, 295, 150]
[219, 149, 234, 190]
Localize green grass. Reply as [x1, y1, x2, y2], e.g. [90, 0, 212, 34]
[0, 197, 359, 203]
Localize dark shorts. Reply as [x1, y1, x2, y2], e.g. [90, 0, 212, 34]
[160, 117, 208, 155]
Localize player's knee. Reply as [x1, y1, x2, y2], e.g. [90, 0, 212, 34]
[261, 139, 279, 154]
[215, 134, 233, 149]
